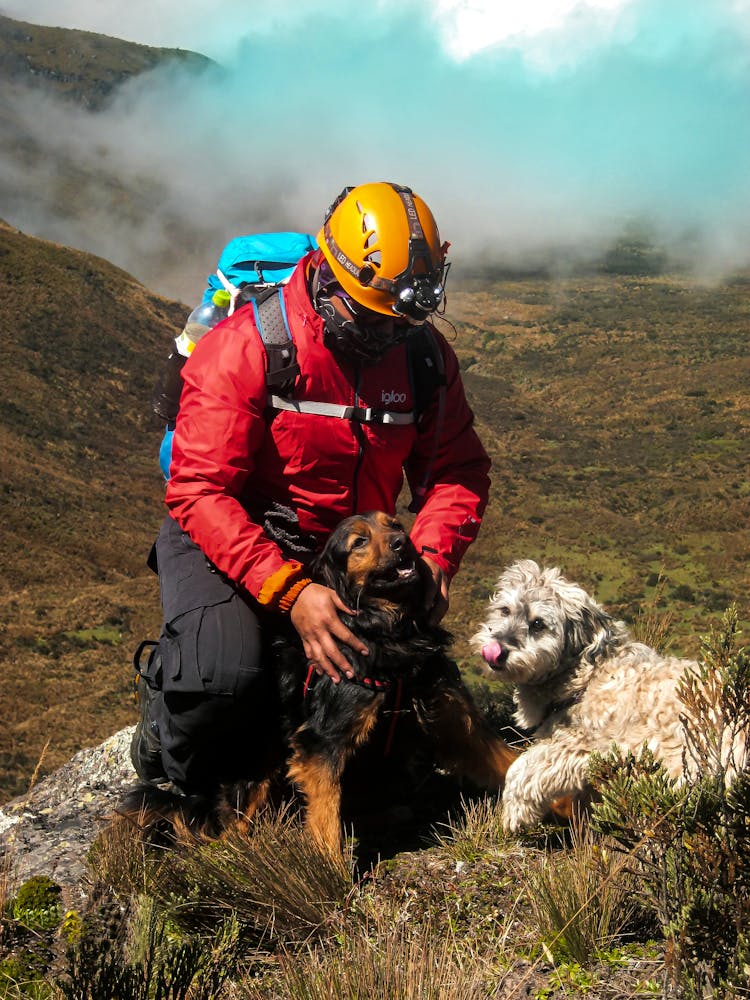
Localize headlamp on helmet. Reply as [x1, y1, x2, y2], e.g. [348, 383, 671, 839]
[388, 250, 450, 321]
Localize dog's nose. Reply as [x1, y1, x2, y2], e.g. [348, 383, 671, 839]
[390, 533, 406, 552]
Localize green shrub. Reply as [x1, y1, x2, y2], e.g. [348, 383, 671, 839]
[592, 608, 750, 997]
[11, 877, 62, 933]
[0, 950, 52, 998]
[56, 896, 240, 1000]
[670, 583, 695, 602]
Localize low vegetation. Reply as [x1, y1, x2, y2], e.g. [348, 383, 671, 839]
[1, 611, 747, 998]
[592, 608, 750, 998]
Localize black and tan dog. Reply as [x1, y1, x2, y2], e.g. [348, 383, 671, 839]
[123, 511, 517, 853]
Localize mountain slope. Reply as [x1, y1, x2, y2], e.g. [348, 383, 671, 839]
[0, 219, 184, 582]
[445, 272, 750, 647]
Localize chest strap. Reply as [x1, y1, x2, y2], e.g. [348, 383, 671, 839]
[268, 394, 415, 425]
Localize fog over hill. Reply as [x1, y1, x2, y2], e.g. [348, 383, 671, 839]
[0, 13, 211, 108]
[0, 15, 217, 302]
[1, 5, 750, 303]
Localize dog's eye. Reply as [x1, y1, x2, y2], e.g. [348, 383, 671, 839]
[351, 535, 369, 550]
[529, 618, 546, 633]
[498, 606, 511, 617]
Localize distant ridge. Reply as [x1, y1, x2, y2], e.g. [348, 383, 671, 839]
[0, 13, 213, 109]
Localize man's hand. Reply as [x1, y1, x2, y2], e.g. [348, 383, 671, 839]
[289, 583, 368, 683]
[421, 557, 450, 624]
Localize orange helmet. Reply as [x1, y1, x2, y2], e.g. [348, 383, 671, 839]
[317, 182, 450, 319]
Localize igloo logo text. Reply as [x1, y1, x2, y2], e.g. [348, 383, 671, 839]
[381, 389, 407, 405]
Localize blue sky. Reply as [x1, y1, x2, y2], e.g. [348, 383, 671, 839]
[3, 0, 750, 292]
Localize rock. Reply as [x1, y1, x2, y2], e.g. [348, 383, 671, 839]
[0, 727, 138, 892]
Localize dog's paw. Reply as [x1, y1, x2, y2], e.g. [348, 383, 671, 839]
[501, 764, 549, 834]
[501, 797, 546, 835]
[501, 789, 546, 835]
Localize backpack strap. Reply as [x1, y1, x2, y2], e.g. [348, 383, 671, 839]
[258, 284, 418, 423]
[262, 317, 444, 425]
[406, 326, 447, 513]
[249, 286, 300, 392]
[407, 326, 446, 421]
[253, 296, 446, 509]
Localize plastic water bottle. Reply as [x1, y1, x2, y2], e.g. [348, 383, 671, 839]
[175, 289, 231, 358]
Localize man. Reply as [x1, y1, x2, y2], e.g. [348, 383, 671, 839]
[132, 181, 491, 795]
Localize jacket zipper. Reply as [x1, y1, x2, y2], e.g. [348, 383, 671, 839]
[351, 365, 366, 514]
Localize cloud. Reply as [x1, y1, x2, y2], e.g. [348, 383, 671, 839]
[430, 0, 630, 63]
[1, 0, 749, 299]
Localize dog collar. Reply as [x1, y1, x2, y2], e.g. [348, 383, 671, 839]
[529, 693, 582, 733]
[302, 665, 408, 757]
[351, 674, 392, 691]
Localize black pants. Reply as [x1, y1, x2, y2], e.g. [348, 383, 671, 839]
[146, 515, 284, 793]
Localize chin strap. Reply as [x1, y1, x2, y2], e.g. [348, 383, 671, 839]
[311, 259, 412, 365]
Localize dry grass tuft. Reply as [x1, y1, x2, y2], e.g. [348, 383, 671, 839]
[152, 805, 355, 947]
[630, 573, 675, 652]
[433, 793, 513, 863]
[249, 903, 494, 1000]
[524, 818, 642, 965]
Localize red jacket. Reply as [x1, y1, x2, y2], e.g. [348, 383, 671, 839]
[166, 255, 491, 610]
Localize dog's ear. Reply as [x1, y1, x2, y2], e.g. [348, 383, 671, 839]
[312, 523, 353, 600]
[564, 597, 619, 663]
[312, 544, 344, 592]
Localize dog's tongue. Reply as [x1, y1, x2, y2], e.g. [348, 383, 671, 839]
[481, 641, 503, 666]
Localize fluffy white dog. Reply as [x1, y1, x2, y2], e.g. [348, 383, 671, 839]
[473, 560, 745, 834]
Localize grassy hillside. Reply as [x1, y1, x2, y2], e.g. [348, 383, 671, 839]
[0, 221, 184, 798]
[444, 271, 750, 671]
[1, 222, 749, 802]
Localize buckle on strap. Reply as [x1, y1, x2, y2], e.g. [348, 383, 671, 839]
[268, 394, 415, 425]
[350, 405, 414, 426]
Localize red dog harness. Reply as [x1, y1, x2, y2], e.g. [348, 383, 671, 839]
[303, 663, 406, 756]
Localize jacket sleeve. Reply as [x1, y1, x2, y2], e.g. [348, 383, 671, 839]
[406, 331, 491, 580]
[164, 316, 310, 608]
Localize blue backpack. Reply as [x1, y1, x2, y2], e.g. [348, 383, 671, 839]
[154, 232, 318, 478]
[204, 232, 318, 304]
